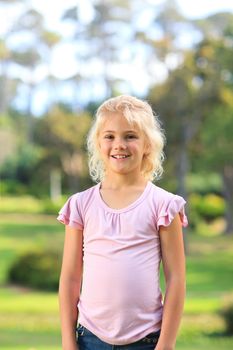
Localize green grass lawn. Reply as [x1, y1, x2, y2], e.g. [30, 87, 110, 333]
[0, 213, 233, 349]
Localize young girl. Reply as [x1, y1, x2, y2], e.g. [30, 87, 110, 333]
[58, 95, 188, 350]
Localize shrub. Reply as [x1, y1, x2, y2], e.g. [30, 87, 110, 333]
[0, 196, 43, 214]
[42, 197, 66, 215]
[0, 180, 28, 195]
[189, 193, 225, 220]
[186, 173, 222, 195]
[8, 250, 61, 291]
[0, 195, 65, 214]
[220, 296, 233, 335]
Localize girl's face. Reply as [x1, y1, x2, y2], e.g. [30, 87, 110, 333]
[98, 112, 148, 179]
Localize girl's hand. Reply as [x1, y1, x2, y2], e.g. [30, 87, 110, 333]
[62, 343, 78, 350]
[62, 337, 78, 350]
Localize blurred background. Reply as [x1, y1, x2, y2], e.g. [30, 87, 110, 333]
[0, 0, 233, 349]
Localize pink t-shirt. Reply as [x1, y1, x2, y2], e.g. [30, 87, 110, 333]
[57, 181, 188, 345]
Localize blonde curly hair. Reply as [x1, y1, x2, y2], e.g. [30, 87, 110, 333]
[87, 95, 165, 182]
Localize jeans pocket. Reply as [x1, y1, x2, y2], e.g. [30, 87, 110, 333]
[76, 324, 85, 338]
[140, 330, 160, 344]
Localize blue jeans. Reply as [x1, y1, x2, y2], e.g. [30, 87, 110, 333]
[76, 324, 160, 350]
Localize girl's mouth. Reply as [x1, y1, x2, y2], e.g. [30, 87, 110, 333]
[111, 155, 130, 159]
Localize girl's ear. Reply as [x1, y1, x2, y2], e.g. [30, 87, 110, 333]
[144, 142, 151, 155]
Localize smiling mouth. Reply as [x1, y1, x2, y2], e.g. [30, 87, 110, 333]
[111, 155, 130, 159]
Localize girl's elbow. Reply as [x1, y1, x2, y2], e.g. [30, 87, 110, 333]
[165, 274, 186, 290]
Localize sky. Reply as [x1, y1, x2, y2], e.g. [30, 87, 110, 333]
[30, 0, 233, 79]
[38, 0, 233, 95]
[30, 0, 233, 27]
[1, 0, 233, 113]
[174, 0, 233, 18]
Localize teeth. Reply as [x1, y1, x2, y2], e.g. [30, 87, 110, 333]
[112, 155, 129, 159]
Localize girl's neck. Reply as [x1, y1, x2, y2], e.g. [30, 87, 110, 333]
[101, 174, 147, 190]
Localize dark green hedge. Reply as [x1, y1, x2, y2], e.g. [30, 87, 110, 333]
[220, 300, 233, 335]
[8, 250, 61, 291]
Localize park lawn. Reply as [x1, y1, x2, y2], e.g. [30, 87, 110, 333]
[0, 214, 233, 349]
[0, 214, 64, 284]
[0, 286, 60, 349]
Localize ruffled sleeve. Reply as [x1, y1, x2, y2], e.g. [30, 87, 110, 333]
[156, 194, 188, 231]
[57, 194, 84, 230]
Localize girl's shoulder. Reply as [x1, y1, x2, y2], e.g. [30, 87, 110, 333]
[71, 183, 98, 199]
[149, 182, 178, 201]
[67, 183, 99, 210]
[149, 182, 188, 229]
[57, 183, 99, 228]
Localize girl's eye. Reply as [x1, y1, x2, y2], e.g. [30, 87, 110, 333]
[126, 134, 137, 139]
[104, 135, 114, 139]
[103, 134, 138, 140]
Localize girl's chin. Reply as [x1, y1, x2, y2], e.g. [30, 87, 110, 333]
[107, 166, 139, 175]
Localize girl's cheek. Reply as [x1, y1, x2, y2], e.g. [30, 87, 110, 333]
[99, 143, 109, 153]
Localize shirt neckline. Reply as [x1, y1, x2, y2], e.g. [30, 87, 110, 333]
[96, 181, 153, 214]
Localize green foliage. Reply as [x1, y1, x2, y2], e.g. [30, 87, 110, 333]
[187, 191, 226, 234]
[190, 193, 225, 220]
[0, 195, 66, 214]
[186, 173, 223, 195]
[41, 198, 66, 214]
[0, 180, 28, 196]
[34, 108, 92, 193]
[0, 143, 43, 184]
[201, 105, 233, 170]
[194, 218, 226, 237]
[36, 108, 92, 151]
[0, 196, 43, 214]
[8, 250, 61, 291]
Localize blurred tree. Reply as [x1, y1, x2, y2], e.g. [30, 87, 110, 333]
[192, 28, 233, 233]
[148, 12, 233, 233]
[9, 8, 44, 141]
[154, 0, 185, 63]
[11, 48, 41, 142]
[35, 107, 92, 195]
[0, 40, 13, 113]
[135, 0, 189, 81]
[11, 7, 44, 33]
[148, 51, 203, 198]
[39, 30, 62, 108]
[201, 104, 233, 234]
[0, 115, 17, 170]
[62, 0, 132, 99]
[0, 3, 63, 116]
[193, 12, 233, 39]
[0, 0, 23, 114]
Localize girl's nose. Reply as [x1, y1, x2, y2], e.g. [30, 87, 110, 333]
[114, 138, 126, 150]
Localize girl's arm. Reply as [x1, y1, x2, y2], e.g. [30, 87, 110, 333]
[155, 213, 186, 350]
[59, 225, 83, 350]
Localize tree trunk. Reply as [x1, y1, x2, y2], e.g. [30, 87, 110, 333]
[176, 119, 190, 199]
[0, 60, 10, 113]
[175, 123, 190, 254]
[176, 145, 188, 198]
[50, 168, 62, 202]
[222, 165, 233, 234]
[61, 152, 84, 193]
